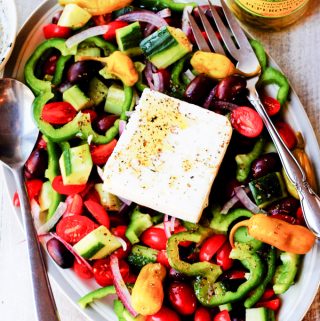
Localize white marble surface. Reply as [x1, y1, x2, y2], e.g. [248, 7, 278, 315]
[0, 0, 319, 320]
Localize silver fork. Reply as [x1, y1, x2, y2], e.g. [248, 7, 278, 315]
[189, 0, 320, 238]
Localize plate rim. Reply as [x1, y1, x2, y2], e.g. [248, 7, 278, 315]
[3, 1, 320, 321]
[0, 0, 18, 71]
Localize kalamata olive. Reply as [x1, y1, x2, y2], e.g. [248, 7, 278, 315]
[51, 10, 63, 24]
[46, 238, 74, 268]
[93, 114, 119, 134]
[43, 54, 59, 76]
[251, 152, 281, 179]
[203, 86, 217, 109]
[67, 61, 101, 84]
[215, 75, 247, 102]
[183, 74, 216, 105]
[24, 149, 48, 179]
[267, 197, 300, 216]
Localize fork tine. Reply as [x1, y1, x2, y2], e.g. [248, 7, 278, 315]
[220, 0, 253, 53]
[187, 12, 211, 52]
[197, 6, 225, 55]
[208, 1, 239, 59]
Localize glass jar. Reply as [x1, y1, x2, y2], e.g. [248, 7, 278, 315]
[227, 0, 310, 31]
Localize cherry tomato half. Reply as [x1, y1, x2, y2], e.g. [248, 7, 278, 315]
[56, 215, 97, 244]
[84, 200, 110, 228]
[261, 96, 281, 116]
[224, 270, 246, 280]
[65, 194, 83, 216]
[141, 227, 167, 251]
[26, 179, 43, 201]
[90, 139, 117, 166]
[146, 306, 181, 321]
[216, 242, 234, 271]
[82, 109, 98, 123]
[261, 288, 275, 301]
[256, 298, 281, 311]
[93, 258, 129, 287]
[157, 250, 170, 268]
[275, 121, 297, 150]
[92, 14, 112, 26]
[194, 306, 212, 321]
[73, 259, 93, 279]
[213, 310, 231, 321]
[43, 23, 71, 39]
[41, 102, 77, 125]
[199, 234, 227, 262]
[168, 281, 197, 315]
[231, 106, 264, 138]
[103, 21, 129, 41]
[52, 176, 87, 195]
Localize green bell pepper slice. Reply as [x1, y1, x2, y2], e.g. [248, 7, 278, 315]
[194, 243, 264, 307]
[273, 251, 301, 294]
[250, 39, 267, 72]
[78, 285, 116, 309]
[133, 0, 197, 11]
[258, 67, 290, 106]
[210, 207, 253, 235]
[24, 38, 77, 96]
[44, 136, 63, 220]
[244, 246, 276, 308]
[32, 86, 133, 144]
[170, 54, 190, 98]
[235, 137, 265, 182]
[167, 227, 222, 282]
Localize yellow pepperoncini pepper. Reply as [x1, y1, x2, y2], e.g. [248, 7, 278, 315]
[131, 263, 166, 316]
[58, 0, 133, 15]
[78, 51, 139, 86]
[229, 214, 316, 254]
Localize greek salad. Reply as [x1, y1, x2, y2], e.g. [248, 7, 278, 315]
[15, 0, 318, 321]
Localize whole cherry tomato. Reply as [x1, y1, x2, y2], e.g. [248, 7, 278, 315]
[43, 24, 71, 39]
[275, 121, 297, 150]
[73, 260, 93, 279]
[168, 281, 197, 315]
[199, 234, 227, 262]
[216, 242, 234, 271]
[141, 227, 167, 251]
[194, 306, 211, 321]
[146, 306, 181, 321]
[213, 310, 231, 321]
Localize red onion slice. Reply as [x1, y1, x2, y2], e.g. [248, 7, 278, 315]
[118, 196, 132, 206]
[119, 120, 127, 136]
[234, 186, 261, 214]
[164, 214, 172, 239]
[170, 216, 176, 232]
[30, 199, 42, 230]
[37, 202, 67, 234]
[183, 69, 196, 82]
[221, 194, 239, 214]
[157, 8, 171, 18]
[66, 25, 109, 48]
[182, 6, 193, 36]
[110, 255, 138, 317]
[115, 237, 128, 251]
[152, 72, 164, 92]
[145, 61, 155, 89]
[50, 233, 93, 272]
[116, 11, 168, 28]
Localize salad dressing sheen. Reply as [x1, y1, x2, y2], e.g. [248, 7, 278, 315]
[227, 0, 310, 30]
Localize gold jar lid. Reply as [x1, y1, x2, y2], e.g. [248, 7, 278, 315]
[228, 0, 310, 30]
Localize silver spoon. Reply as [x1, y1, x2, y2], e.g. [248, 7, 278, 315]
[0, 78, 60, 321]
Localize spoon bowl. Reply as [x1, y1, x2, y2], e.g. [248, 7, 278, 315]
[0, 78, 60, 321]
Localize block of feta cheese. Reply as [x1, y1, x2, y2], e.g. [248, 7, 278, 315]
[102, 89, 232, 223]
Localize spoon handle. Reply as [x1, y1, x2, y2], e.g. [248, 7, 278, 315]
[14, 168, 60, 321]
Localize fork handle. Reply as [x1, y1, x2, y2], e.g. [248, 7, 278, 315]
[248, 88, 320, 238]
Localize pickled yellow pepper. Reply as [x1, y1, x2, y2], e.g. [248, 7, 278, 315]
[230, 214, 316, 254]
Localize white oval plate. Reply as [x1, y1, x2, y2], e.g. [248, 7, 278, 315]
[3, 1, 320, 321]
[0, 0, 17, 71]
